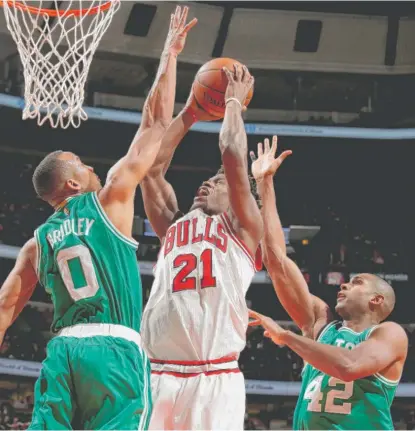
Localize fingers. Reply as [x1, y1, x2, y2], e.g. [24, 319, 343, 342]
[248, 309, 263, 321]
[257, 142, 263, 157]
[271, 150, 292, 171]
[222, 67, 234, 83]
[242, 65, 249, 81]
[171, 6, 196, 33]
[234, 63, 243, 82]
[249, 151, 256, 163]
[277, 150, 293, 163]
[271, 135, 278, 156]
[183, 17, 198, 33]
[264, 138, 270, 153]
[173, 5, 181, 28]
[179, 5, 188, 28]
[248, 319, 262, 327]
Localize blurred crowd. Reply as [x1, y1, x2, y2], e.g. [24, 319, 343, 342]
[0, 150, 407, 272]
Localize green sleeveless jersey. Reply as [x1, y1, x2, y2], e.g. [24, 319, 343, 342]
[34, 192, 143, 334]
[294, 321, 398, 430]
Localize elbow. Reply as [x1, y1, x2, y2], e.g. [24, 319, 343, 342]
[141, 118, 169, 135]
[336, 361, 360, 382]
[141, 100, 171, 132]
[337, 369, 355, 382]
[262, 245, 286, 271]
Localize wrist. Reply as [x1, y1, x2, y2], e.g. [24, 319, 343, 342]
[162, 48, 179, 60]
[279, 329, 292, 345]
[256, 175, 274, 193]
[225, 97, 243, 110]
[182, 106, 198, 125]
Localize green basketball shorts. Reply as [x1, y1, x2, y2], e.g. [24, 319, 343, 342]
[28, 323, 152, 430]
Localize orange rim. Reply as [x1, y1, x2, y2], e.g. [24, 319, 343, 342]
[0, 0, 116, 17]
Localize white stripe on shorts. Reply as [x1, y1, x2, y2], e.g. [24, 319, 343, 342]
[57, 323, 142, 348]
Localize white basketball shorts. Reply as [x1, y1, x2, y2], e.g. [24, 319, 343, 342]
[148, 355, 245, 430]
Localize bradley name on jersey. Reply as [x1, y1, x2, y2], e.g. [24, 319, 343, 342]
[163, 215, 228, 257]
[47, 217, 95, 249]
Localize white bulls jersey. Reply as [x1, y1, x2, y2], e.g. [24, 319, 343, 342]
[142, 209, 259, 361]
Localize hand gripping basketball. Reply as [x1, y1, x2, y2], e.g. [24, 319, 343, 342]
[222, 64, 254, 110]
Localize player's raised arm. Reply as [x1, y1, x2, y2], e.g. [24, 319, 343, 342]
[219, 64, 262, 254]
[249, 311, 407, 382]
[251, 137, 331, 338]
[99, 6, 197, 207]
[0, 239, 38, 345]
[141, 93, 216, 240]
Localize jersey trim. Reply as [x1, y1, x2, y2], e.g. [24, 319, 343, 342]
[150, 354, 238, 366]
[138, 349, 150, 430]
[317, 320, 338, 342]
[364, 324, 379, 340]
[151, 368, 240, 378]
[220, 212, 256, 270]
[374, 372, 400, 387]
[54, 196, 76, 213]
[34, 229, 41, 278]
[91, 192, 139, 249]
[339, 326, 367, 335]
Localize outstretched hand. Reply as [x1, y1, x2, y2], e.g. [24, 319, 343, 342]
[250, 136, 292, 182]
[249, 309, 288, 345]
[164, 6, 197, 56]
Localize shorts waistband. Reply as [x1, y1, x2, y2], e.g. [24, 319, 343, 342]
[150, 354, 239, 375]
[57, 323, 142, 348]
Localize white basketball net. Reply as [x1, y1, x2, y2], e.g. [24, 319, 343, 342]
[2, 0, 121, 128]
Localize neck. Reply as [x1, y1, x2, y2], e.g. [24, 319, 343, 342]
[51, 192, 80, 211]
[342, 314, 379, 332]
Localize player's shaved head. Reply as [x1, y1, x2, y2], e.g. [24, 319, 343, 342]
[32, 151, 75, 202]
[366, 273, 396, 321]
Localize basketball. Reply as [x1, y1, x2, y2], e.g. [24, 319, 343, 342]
[193, 58, 254, 119]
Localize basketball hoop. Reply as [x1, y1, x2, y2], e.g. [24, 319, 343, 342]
[1, 0, 121, 128]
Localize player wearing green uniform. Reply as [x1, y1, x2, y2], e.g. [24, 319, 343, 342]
[32, 192, 150, 430]
[0, 7, 197, 429]
[247, 136, 408, 430]
[293, 321, 398, 430]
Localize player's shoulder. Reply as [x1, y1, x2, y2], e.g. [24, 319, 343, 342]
[370, 321, 408, 344]
[23, 237, 37, 253]
[18, 238, 37, 268]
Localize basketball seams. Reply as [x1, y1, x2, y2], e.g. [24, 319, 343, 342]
[196, 78, 226, 95]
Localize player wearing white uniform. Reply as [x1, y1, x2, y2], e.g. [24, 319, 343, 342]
[141, 64, 262, 430]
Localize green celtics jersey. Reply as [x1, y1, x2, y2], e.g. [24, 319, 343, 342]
[34, 192, 143, 334]
[294, 321, 398, 430]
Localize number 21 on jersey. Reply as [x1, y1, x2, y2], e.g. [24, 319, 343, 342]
[304, 375, 353, 414]
[173, 249, 216, 292]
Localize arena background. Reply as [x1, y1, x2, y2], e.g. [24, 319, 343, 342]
[0, 1, 414, 429]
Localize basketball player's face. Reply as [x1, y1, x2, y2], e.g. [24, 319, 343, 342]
[59, 152, 102, 193]
[335, 274, 378, 318]
[191, 173, 229, 215]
